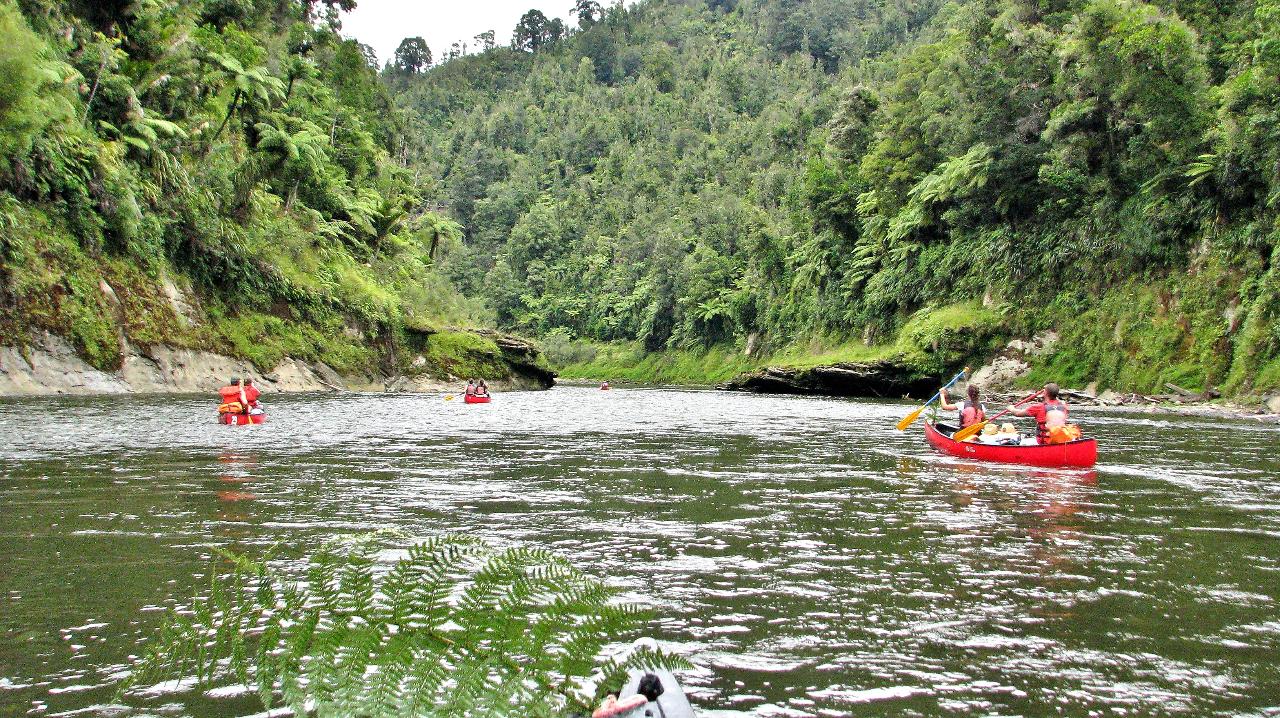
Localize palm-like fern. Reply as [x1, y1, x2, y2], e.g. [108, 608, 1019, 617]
[122, 534, 689, 716]
[208, 52, 286, 142]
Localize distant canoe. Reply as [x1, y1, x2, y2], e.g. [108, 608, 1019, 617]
[924, 421, 1096, 468]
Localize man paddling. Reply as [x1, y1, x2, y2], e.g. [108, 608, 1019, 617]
[1007, 383, 1069, 444]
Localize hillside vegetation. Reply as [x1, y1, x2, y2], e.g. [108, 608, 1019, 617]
[0, 0, 495, 380]
[399, 0, 1280, 397]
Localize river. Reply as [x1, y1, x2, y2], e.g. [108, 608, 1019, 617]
[1, 387, 1278, 716]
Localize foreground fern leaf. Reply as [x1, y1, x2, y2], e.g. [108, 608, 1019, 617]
[121, 534, 688, 716]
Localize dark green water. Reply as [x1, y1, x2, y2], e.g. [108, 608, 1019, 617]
[1, 388, 1278, 717]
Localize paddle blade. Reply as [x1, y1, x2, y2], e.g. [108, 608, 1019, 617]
[952, 421, 986, 442]
[896, 405, 926, 431]
[444, 395, 454, 401]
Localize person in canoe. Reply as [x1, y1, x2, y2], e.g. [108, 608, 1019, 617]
[939, 383, 986, 434]
[1007, 383, 1081, 444]
[464, 379, 476, 397]
[218, 377, 247, 416]
[600, 380, 611, 390]
[475, 379, 489, 397]
[243, 378, 265, 416]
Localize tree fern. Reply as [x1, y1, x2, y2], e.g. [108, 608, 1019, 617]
[121, 534, 688, 716]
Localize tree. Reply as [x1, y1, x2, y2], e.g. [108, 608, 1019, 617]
[513, 9, 551, 52]
[393, 36, 431, 73]
[572, 0, 604, 28]
[208, 53, 285, 142]
[474, 30, 496, 51]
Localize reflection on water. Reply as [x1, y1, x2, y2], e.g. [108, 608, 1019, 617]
[1, 388, 1278, 717]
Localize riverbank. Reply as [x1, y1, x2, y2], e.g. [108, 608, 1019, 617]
[551, 325, 1280, 421]
[0, 329, 554, 397]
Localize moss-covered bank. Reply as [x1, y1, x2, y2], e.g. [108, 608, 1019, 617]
[551, 272, 1280, 405]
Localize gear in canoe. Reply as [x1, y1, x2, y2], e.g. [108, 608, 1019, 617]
[592, 639, 696, 718]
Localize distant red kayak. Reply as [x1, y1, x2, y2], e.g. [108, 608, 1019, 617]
[924, 421, 1096, 468]
[219, 413, 266, 426]
[464, 394, 491, 404]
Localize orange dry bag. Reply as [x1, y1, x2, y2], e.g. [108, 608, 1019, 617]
[1046, 424, 1082, 444]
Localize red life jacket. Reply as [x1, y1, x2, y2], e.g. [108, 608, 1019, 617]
[243, 384, 261, 405]
[218, 385, 242, 404]
[1037, 400, 1069, 442]
[960, 400, 986, 427]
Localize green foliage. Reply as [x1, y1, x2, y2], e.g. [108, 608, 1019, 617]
[420, 330, 509, 380]
[394, 0, 1277, 395]
[0, 0, 493, 377]
[122, 534, 690, 716]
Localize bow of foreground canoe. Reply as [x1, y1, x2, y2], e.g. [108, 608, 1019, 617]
[924, 420, 1097, 468]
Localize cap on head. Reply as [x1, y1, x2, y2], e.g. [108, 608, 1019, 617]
[231, 377, 241, 385]
[982, 424, 999, 435]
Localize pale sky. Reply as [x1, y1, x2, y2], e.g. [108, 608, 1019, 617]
[340, 1, 578, 67]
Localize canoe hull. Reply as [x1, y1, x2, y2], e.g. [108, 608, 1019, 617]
[924, 421, 1096, 468]
[463, 395, 491, 404]
[219, 412, 266, 425]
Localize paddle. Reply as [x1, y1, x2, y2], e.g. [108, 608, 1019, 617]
[896, 367, 970, 431]
[444, 395, 455, 401]
[951, 390, 1042, 442]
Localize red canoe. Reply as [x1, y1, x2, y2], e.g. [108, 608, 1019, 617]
[464, 394, 491, 404]
[924, 421, 1096, 468]
[219, 413, 266, 425]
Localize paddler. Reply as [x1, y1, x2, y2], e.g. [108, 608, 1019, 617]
[939, 383, 986, 430]
[243, 378, 264, 415]
[464, 379, 476, 397]
[1007, 382, 1069, 444]
[218, 377, 245, 415]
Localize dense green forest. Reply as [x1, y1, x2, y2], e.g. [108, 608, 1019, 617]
[398, 0, 1280, 396]
[0, 0, 506, 380]
[2, 0, 1277, 397]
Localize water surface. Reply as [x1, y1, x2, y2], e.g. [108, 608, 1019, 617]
[2, 388, 1278, 716]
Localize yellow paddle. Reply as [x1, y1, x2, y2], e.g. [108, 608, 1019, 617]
[444, 395, 455, 401]
[896, 367, 969, 431]
[951, 390, 1042, 442]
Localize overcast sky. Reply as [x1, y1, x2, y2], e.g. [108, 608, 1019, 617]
[340, 1, 578, 66]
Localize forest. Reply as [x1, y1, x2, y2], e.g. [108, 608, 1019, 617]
[0, 0, 494, 381]
[399, 0, 1280, 396]
[1, 0, 1277, 397]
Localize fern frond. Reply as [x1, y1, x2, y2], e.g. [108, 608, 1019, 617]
[118, 534, 673, 717]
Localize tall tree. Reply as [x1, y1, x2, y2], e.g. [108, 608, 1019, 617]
[393, 37, 431, 73]
[513, 9, 551, 52]
[572, 0, 604, 28]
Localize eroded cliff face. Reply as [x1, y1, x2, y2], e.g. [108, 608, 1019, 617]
[722, 360, 939, 398]
[0, 331, 554, 396]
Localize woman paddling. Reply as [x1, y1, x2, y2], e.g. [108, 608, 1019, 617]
[940, 383, 986, 433]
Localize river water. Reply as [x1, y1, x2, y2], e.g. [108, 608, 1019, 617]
[1, 387, 1278, 717]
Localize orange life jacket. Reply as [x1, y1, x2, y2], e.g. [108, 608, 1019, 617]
[1037, 400, 1069, 443]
